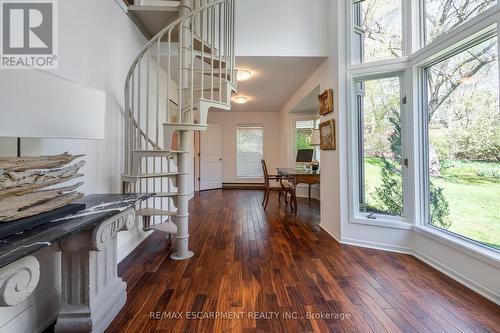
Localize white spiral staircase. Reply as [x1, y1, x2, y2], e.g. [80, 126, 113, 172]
[122, 0, 237, 260]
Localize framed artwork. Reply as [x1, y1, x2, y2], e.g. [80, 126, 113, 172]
[319, 119, 336, 150]
[318, 88, 333, 115]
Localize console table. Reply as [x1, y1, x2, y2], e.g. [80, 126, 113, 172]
[0, 194, 151, 333]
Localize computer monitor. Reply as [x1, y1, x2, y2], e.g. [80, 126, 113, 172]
[296, 149, 314, 163]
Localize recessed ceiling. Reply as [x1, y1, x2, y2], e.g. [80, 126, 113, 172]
[229, 56, 326, 112]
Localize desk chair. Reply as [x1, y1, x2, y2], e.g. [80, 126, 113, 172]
[261, 159, 295, 210]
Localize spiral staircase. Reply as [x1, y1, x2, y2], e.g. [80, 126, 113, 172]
[122, 0, 237, 260]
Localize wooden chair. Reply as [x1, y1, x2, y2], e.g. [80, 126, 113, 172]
[261, 159, 295, 210]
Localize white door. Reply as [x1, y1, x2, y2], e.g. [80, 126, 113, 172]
[200, 124, 223, 190]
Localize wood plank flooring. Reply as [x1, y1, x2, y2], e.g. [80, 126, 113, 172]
[106, 190, 500, 333]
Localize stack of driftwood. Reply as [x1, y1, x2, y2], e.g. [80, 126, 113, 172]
[0, 153, 85, 222]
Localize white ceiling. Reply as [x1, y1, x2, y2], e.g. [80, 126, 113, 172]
[229, 56, 326, 112]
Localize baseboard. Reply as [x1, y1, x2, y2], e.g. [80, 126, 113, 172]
[117, 229, 152, 263]
[222, 183, 265, 189]
[323, 232, 500, 306]
[340, 237, 414, 255]
[319, 224, 341, 243]
[413, 249, 500, 305]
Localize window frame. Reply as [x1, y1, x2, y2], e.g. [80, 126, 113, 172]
[350, 72, 411, 224]
[293, 117, 321, 167]
[347, 0, 500, 252]
[350, 0, 408, 64]
[236, 125, 264, 179]
[421, 0, 498, 46]
[420, 30, 500, 252]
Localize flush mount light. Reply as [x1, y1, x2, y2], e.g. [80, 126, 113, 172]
[232, 95, 250, 104]
[237, 69, 252, 81]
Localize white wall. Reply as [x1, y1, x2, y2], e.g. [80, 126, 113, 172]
[0, 1, 155, 332]
[279, 57, 342, 236]
[207, 111, 281, 184]
[235, 0, 329, 57]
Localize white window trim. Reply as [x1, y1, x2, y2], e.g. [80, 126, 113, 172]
[288, 114, 319, 167]
[348, 71, 411, 225]
[346, 0, 500, 258]
[236, 125, 264, 179]
[414, 226, 500, 269]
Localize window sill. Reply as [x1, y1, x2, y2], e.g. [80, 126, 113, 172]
[413, 225, 500, 269]
[349, 217, 412, 230]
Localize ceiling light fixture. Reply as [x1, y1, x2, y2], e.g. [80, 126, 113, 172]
[237, 69, 252, 81]
[232, 95, 250, 104]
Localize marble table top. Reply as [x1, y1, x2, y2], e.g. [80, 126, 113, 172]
[0, 194, 151, 268]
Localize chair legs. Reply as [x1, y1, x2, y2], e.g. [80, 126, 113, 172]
[292, 187, 298, 214]
[262, 188, 296, 212]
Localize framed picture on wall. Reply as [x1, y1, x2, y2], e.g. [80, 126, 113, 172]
[319, 119, 336, 150]
[318, 88, 333, 115]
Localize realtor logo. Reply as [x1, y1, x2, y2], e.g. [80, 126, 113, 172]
[0, 0, 58, 69]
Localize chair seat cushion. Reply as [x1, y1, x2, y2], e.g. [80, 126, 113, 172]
[270, 180, 293, 189]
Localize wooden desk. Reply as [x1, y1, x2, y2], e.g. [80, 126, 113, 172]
[277, 168, 320, 212]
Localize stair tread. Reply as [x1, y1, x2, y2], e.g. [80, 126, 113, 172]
[132, 149, 186, 154]
[184, 67, 231, 79]
[129, 2, 180, 12]
[137, 209, 177, 216]
[155, 192, 190, 197]
[149, 221, 177, 233]
[163, 123, 207, 129]
[123, 172, 187, 179]
[194, 52, 226, 69]
[181, 87, 220, 92]
[132, 149, 187, 153]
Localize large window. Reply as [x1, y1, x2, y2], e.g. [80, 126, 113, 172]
[353, 0, 403, 63]
[424, 36, 500, 249]
[424, 0, 497, 44]
[349, 0, 500, 252]
[237, 126, 263, 178]
[357, 77, 404, 217]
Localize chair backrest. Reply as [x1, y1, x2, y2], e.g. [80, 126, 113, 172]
[261, 159, 270, 187]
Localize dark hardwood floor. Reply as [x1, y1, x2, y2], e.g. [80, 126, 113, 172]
[106, 190, 500, 333]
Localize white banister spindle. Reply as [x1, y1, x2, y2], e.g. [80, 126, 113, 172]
[201, 9, 205, 98]
[218, 4, 222, 102]
[167, 30, 172, 125]
[210, 6, 214, 100]
[179, 23, 183, 124]
[137, 62, 141, 149]
[191, 16, 195, 124]
[232, 0, 235, 83]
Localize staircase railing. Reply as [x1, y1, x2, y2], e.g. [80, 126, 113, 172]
[122, 0, 235, 260]
[124, 0, 236, 176]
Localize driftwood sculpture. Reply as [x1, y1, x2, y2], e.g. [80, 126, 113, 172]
[0, 153, 85, 222]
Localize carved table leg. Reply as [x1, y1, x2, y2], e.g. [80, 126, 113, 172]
[55, 208, 135, 333]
